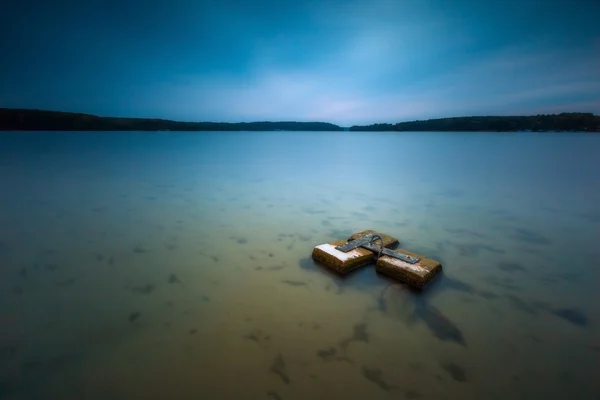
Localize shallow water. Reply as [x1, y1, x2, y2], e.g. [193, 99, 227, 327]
[1, 130, 599, 399]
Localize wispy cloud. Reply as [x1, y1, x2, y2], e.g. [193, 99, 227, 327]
[2, 0, 598, 123]
[158, 35, 599, 125]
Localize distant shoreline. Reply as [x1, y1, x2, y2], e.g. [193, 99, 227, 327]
[350, 113, 599, 132]
[0, 108, 343, 132]
[1, 108, 598, 132]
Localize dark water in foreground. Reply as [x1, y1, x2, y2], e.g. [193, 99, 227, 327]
[0, 130, 599, 399]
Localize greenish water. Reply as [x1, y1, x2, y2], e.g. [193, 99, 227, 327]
[0, 130, 599, 399]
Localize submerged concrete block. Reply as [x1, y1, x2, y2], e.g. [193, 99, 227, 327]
[312, 230, 400, 275]
[375, 249, 441, 288]
[348, 230, 399, 248]
[312, 240, 374, 275]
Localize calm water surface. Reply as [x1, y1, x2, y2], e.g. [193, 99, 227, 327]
[0, 131, 599, 399]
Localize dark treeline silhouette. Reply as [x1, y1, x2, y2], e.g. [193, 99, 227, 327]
[0, 108, 343, 131]
[2, 108, 599, 132]
[350, 113, 600, 132]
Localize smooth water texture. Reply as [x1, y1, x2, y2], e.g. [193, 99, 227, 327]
[1, 131, 599, 399]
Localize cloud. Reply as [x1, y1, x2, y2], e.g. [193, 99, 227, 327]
[200, 38, 599, 124]
[185, 3, 598, 125]
[36, 0, 597, 124]
[154, 37, 599, 125]
[2, 0, 599, 122]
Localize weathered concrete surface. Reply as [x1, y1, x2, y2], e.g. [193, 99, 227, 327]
[348, 230, 399, 248]
[312, 240, 374, 274]
[375, 249, 441, 288]
[312, 230, 400, 274]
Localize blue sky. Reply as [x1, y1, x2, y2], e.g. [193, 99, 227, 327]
[1, 0, 599, 125]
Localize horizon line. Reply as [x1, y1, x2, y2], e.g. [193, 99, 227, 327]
[1, 107, 598, 127]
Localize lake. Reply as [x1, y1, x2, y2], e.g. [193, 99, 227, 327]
[0, 130, 599, 399]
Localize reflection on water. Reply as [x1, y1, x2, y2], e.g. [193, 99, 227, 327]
[0, 131, 599, 399]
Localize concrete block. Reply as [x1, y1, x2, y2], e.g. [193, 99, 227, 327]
[375, 249, 441, 288]
[312, 230, 400, 274]
[312, 240, 374, 275]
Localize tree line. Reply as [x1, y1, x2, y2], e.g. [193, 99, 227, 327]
[0, 108, 344, 131]
[2, 108, 598, 132]
[349, 113, 600, 132]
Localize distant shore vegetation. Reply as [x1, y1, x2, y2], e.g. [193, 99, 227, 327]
[1, 108, 598, 132]
[0, 108, 343, 131]
[349, 113, 599, 132]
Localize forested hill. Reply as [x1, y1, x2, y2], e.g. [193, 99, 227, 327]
[0, 108, 343, 131]
[350, 113, 600, 132]
[3, 108, 599, 132]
